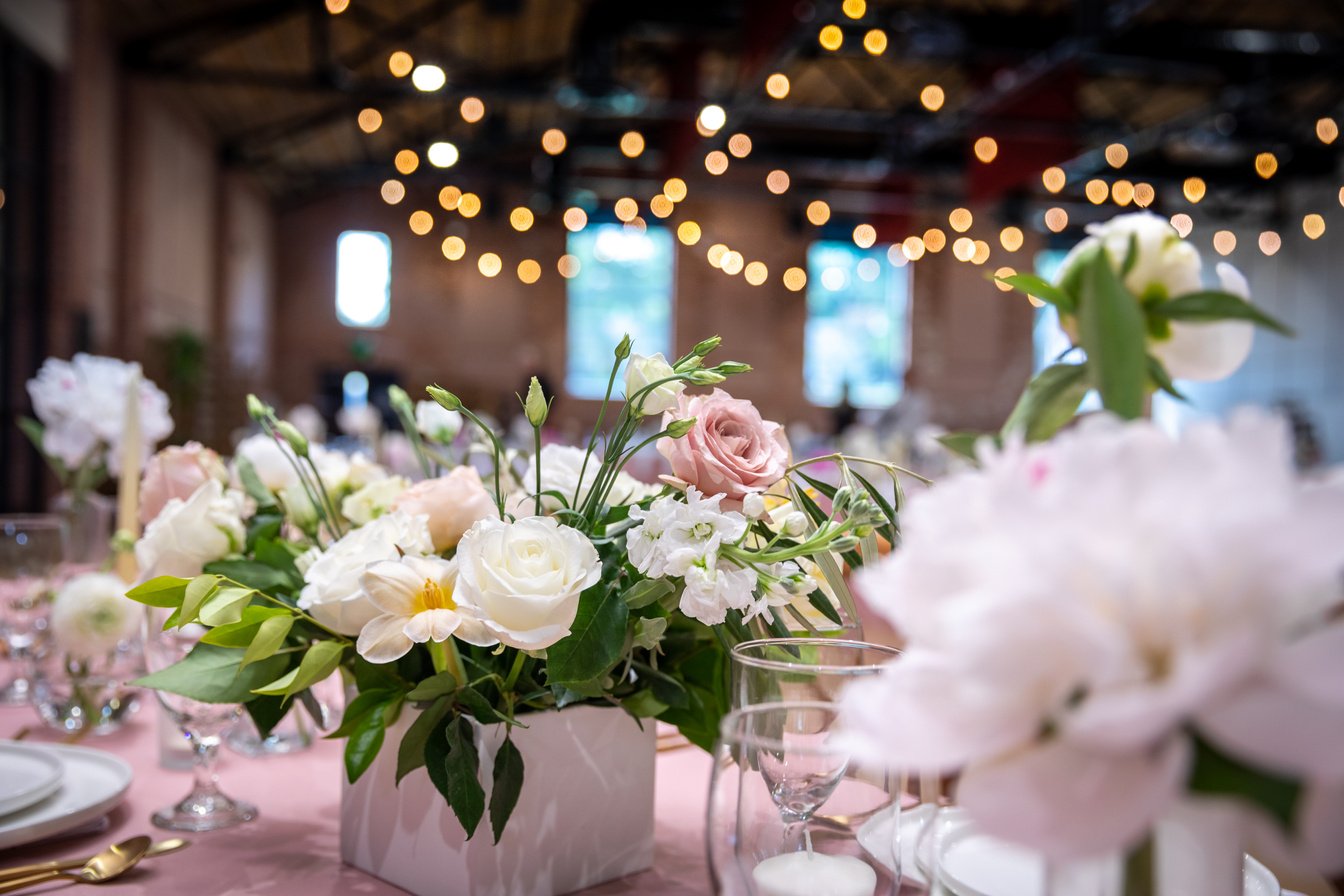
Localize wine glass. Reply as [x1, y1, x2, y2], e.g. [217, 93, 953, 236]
[707, 701, 901, 896]
[0, 515, 68, 704]
[730, 637, 901, 709]
[143, 608, 258, 831]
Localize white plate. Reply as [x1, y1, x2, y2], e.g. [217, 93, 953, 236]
[0, 742, 132, 850]
[0, 743, 63, 818]
[939, 826, 1280, 896]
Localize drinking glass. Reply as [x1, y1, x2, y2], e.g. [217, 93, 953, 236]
[730, 637, 901, 709]
[0, 515, 68, 704]
[143, 608, 258, 831]
[707, 701, 902, 896]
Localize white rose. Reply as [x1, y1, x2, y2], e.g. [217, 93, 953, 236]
[415, 400, 463, 442]
[50, 572, 139, 661]
[297, 511, 433, 636]
[135, 479, 247, 579]
[454, 516, 601, 650]
[341, 475, 410, 526]
[233, 433, 300, 492]
[624, 352, 685, 416]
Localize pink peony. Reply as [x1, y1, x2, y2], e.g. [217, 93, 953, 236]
[139, 442, 227, 526]
[657, 389, 789, 505]
[391, 466, 496, 552]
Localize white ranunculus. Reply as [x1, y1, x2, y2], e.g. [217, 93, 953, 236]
[526, 444, 652, 512]
[454, 516, 601, 650]
[233, 433, 301, 492]
[341, 475, 410, 526]
[297, 510, 433, 636]
[135, 479, 248, 579]
[354, 556, 497, 664]
[50, 572, 140, 661]
[415, 400, 463, 443]
[624, 352, 685, 416]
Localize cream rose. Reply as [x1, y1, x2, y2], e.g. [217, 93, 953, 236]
[454, 516, 601, 650]
[135, 479, 247, 579]
[50, 572, 139, 661]
[657, 389, 790, 506]
[297, 510, 433, 636]
[140, 441, 228, 526]
[625, 352, 685, 416]
[391, 466, 496, 551]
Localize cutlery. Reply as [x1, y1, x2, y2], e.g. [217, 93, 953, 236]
[0, 836, 187, 883]
[0, 836, 151, 892]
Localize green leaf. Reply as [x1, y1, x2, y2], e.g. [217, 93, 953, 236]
[126, 576, 191, 608]
[397, 697, 450, 785]
[253, 640, 345, 698]
[994, 273, 1075, 312]
[488, 737, 525, 844]
[850, 468, 900, 536]
[133, 642, 289, 704]
[1146, 355, 1186, 400]
[622, 578, 673, 610]
[240, 614, 295, 670]
[245, 693, 290, 739]
[197, 585, 258, 627]
[200, 606, 290, 647]
[406, 670, 459, 703]
[203, 559, 297, 595]
[235, 455, 277, 507]
[936, 432, 986, 462]
[329, 688, 400, 738]
[545, 584, 629, 686]
[1151, 290, 1293, 336]
[1188, 733, 1301, 832]
[793, 471, 838, 501]
[1000, 363, 1090, 442]
[1077, 248, 1147, 419]
[179, 575, 223, 625]
[443, 716, 486, 839]
[622, 689, 668, 718]
[455, 685, 509, 726]
[805, 589, 845, 627]
[344, 695, 400, 784]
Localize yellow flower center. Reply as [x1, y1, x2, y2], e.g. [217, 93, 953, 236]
[413, 578, 456, 614]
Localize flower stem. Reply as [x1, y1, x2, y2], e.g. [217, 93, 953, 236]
[573, 355, 624, 510]
[533, 426, 543, 517]
[502, 650, 527, 692]
[1123, 833, 1155, 896]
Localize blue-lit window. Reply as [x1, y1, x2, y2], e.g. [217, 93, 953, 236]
[336, 231, 391, 328]
[804, 241, 909, 407]
[1032, 248, 1071, 372]
[566, 223, 674, 398]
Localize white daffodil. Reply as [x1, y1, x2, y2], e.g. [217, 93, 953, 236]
[355, 555, 497, 663]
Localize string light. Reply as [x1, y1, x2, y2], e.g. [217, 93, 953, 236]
[999, 226, 1023, 252]
[394, 149, 419, 174]
[1111, 179, 1134, 206]
[325, 0, 349, 13]
[783, 267, 807, 291]
[411, 64, 446, 92]
[1170, 213, 1193, 238]
[517, 259, 541, 284]
[948, 208, 973, 232]
[920, 85, 944, 112]
[842, 0, 866, 17]
[380, 179, 405, 204]
[1105, 143, 1128, 168]
[1317, 118, 1338, 145]
[650, 195, 674, 218]
[994, 266, 1016, 291]
[627, 216, 647, 233]
[388, 51, 413, 78]
[1044, 207, 1068, 232]
[541, 129, 567, 155]
[857, 258, 880, 281]
[1183, 177, 1206, 203]
[509, 207, 534, 232]
[408, 210, 434, 235]
[1339, 186, 1344, 207]
[441, 236, 465, 260]
[863, 29, 887, 55]
[459, 97, 485, 123]
[923, 228, 946, 252]
[1258, 231, 1281, 256]
[1042, 166, 1066, 193]
[614, 198, 638, 222]
[973, 137, 998, 163]
[438, 186, 461, 210]
[728, 134, 752, 158]
[707, 244, 729, 267]
[619, 131, 645, 158]
[806, 200, 831, 226]
[765, 73, 790, 100]
[557, 255, 580, 278]
[766, 170, 790, 194]
[357, 108, 382, 133]
[677, 221, 702, 245]
[853, 223, 877, 248]
[697, 104, 727, 133]
[1133, 182, 1155, 208]
[563, 207, 588, 232]
[705, 151, 729, 175]
[819, 25, 843, 51]
[458, 193, 481, 218]
[971, 240, 991, 265]
[1027, 295, 1046, 308]
[952, 237, 975, 261]
[886, 245, 908, 267]
[1303, 214, 1326, 239]
[1085, 179, 1108, 204]
[721, 252, 744, 276]
[478, 253, 502, 277]
[902, 236, 926, 260]
[744, 262, 769, 286]
[664, 178, 688, 202]
[427, 141, 459, 168]
[1213, 230, 1236, 255]
[1255, 152, 1278, 179]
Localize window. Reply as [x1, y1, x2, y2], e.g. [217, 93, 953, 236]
[1031, 248, 1071, 372]
[804, 241, 909, 407]
[336, 231, 391, 328]
[565, 223, 674, 398]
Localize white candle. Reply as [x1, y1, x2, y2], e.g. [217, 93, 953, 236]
[752, 851, 877, 896]
[114, 368, 142, 583]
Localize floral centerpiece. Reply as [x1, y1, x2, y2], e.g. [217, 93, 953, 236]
[126, 335, 909, 887]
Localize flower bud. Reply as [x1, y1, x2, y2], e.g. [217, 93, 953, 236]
[691, 335, 722, 358]
[614, 333, 633, 360]
[687, 369, 727, 385]
[275, 421, 310, 457]
[246, 394, 269, 422]
[523, 376, 549, 428]
[426, 385, 462, 411]
[713, 361, 752, 375]
[832, 486, 854, 513]
[830, 536, 860, 553]
[665, 417, 697, 439]
[387, 384, 413, 415]
[742, 493, 766, 519]
[782, 511, 809, 538]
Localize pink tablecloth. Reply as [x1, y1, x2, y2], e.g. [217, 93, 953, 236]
[0, 704, 711, 894]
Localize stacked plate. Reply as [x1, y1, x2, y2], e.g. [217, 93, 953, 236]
[0, 741, 132, 850]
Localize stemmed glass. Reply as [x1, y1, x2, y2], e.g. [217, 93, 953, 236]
[0, 515, 68, 704]
[143, 608, 258, 831]
[707, 701, 901, 896]
[730, 637, 901, 709]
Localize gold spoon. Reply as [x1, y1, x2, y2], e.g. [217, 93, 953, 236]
[0, 836, 150, 893]
[0, 837, 187, 883]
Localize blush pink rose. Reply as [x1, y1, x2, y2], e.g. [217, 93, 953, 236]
[391, 466, 497, 552]
[139, 442, 228, 526]
[657, 389, 790, 505]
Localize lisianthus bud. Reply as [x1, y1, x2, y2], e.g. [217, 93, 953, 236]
[275, 421, 310, 457]
[427, 385, 462, 411]
[687, 369, 727, 385]
[387, 384, 413, 415]
[247, 394, 269, 422]
[614, 334, 633, 360]
[523, 376, 549, 428]
[691, 336, 721, 358]
[665, 417, 697, 439]
[713, 361, 752, 375]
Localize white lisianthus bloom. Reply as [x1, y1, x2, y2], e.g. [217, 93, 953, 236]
[624, 352, 685, 416]
[526, 444, 652, 512]
[841, 410, 1344, 864]
[135, 479, 248, 579]
[415, 400, 463, 443]
[454, 516, 601, 650]
[341, 475, 410, 526]
[679, 557, 757, 625]
[50, 573, 139, 661]
[297, 511, 434, 636]
[233, 433, 300, 492]
[355, 556, 498, 663]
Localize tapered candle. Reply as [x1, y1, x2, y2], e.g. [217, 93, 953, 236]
[114, 368, 141, 583]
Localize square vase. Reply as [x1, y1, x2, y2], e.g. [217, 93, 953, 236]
[341, 703, 657, 896]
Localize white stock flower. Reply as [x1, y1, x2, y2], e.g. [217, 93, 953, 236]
[415, 400, 463, 443]
[355, 556, 497, 663]
[50, 573, 139, 661]
[627, 488, 747, 578]
[341, 475, 410, 526]
[135, 480, 247, 579]
[679, 557, 757, 626]
[624, 353, 685, 416]
[454, 516, 601, 650]
[297, 511, 433, 636]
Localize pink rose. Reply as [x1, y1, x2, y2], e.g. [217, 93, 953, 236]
[391, 466, 496, 552]
[139, 442, 227, 526]
[657, 389, 790, 505]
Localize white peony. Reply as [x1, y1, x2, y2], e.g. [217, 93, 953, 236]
[50, 572, 140, 661]
[624, 352, 685, 416]
[415, 400, 463, 443]
[297, 511, 433, 636]
[1149, 262, 1254, 382]
[454, 516, 601, 650]
[135, 479, 248, 579]
[355, 556, 498, 663]
[341, 475, 409, 526]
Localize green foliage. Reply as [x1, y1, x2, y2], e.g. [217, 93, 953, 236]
[1001, 363, 1091, 442]
[254, 640, 345, 699]
[1187, 733, 1301, 832]
[545, 583, 629, 686]
[1151, 290, 1293, 336]
[1076, 247, 1148, 419]
[133, 643, 288, 704]
[489, 738, 525, 844]
[994, 272, 1075, 312]
[397, 696, 450, 785]
[428, 715, 485, 840]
